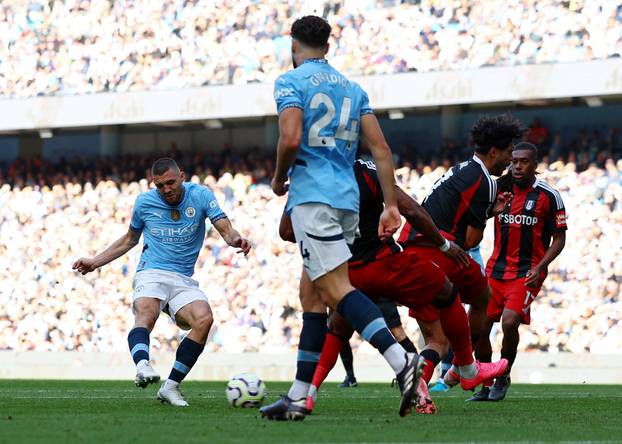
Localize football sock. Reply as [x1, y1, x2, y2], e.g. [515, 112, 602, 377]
[340, 341, 354, 377]
[420, 349, 441, 384]
[128, 327, 150, 365]
[311, 332, 344, 391]
[337, 290, 407, 374]
[440, 348, 454, 378]
[399, 337, 418, 354]
[438, 292, 475, 367]
[168, 337, 205, 383]
[288, 312, 327, 400]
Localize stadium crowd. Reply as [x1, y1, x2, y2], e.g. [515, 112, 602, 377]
[1, 0, 621, 98]
[0, 143, 620, 356]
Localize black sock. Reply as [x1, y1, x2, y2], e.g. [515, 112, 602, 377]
[399, 337, 418, 354]
[440, 347, 454, 378]
[296, 312, 328, 383]
[168, 337, 205, 383]
[421, 349, 441, 368]
[128, 327, 150, 365]
[340, 341, 354, 377]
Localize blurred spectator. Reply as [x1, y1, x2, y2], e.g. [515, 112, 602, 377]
[1, 1, 621, 98]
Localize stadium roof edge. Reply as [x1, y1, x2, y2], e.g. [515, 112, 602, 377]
[0, 59, 620, 132]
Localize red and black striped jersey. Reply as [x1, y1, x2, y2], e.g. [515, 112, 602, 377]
[349, 159, 401, 266]
[398, 156, 496, 248]
[486, 179, 567, 280]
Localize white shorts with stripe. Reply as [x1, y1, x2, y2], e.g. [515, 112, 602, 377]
[290, 203, 358, 281]
[132, 269, 208, 330]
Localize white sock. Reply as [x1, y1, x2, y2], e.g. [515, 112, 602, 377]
[165, 379, 180, 388]
[449, 364, 461, 376]
[287, 379, 309, 401]
[459, 362, 477, 379]
[383, 343, 408, 374]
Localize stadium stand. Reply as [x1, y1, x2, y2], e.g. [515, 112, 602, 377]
[0, 136, 620, 355]
[1, 0, 621, 98]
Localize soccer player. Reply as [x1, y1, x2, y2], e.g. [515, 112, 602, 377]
[471, 142, 567, 401]
[398, 114, 523, 390]
[431, 246, 484, 393]
[279, 159, 509, 415]
[72, 158, 251, 407]
[262, 15, 420, 420]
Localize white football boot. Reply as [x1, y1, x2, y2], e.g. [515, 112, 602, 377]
[157, 381, 189, 407]
[134, 360, 160, 388]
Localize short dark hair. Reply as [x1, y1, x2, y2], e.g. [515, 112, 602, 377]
[470, 113, 525, 155]
[291, 15, 331, 48]
[513, 141, 538, 160]
[151, 157, 180, 177]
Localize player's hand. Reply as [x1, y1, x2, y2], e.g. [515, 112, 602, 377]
[492, 192, 513, 216]
[525, 264, 545, 287]
[72, 257, 97, 275]
[378, 205, 401, 241]
[271, 177, 289, 196]
[442, 241, 470, 268]
[229, 235, 252, 256]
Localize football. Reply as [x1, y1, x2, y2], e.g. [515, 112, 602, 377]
[226, 372, 267, 408]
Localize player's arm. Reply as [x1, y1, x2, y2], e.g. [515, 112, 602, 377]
[360, 113, 400, 239]
[525, 197, 567, 286]
[72, 227, 141, 275]
[272, 107, 303, 196]
[279, 210, 295, 243]
[525, 231, 565, 287]
[397, 187, 470, 266]
[213, 218, 251, 256]
[465, 225, 484, 249]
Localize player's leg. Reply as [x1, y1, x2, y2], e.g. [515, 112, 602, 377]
[338, 341, 357, 388]
[292, 204, 421, 417]
[307, 311, 354, 411]
[314, 262, 420, 416]
[416, 318, 449, 387]
[429, 279, 508, 392]
[261, 269, 327, 420]
[488, 308, 521, 401]
[467, 316, 495, 401]
[379, 298, 417, 354]
[156, 299, 213, 407]
[430, 348, 454, 392]
[130, 273, 166, 388]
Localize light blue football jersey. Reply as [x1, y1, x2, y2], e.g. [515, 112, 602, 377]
[130, 182, 227, 277]
[274, 58, 373, 213]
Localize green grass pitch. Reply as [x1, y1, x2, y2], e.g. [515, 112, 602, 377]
[1, 380, 621, 443]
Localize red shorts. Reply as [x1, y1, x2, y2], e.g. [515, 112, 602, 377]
[403, 244, 488, 322]
[348, 250, 446, 310]
[487, 277, 541, 325]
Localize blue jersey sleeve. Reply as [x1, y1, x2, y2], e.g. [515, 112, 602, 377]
[274, 74, 304, 114]
[202, 187, 227, 224]
[129, 196, 144, 231]
[360, 87, 374, 116]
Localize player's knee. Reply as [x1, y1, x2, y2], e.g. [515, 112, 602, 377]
[501, 311, 521, 332]
[432, 280, 457, 308]
[192, 311, 214, 336]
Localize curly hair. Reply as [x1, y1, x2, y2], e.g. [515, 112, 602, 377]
[470, 113, 525, 155]
[291, 15, 331, 48]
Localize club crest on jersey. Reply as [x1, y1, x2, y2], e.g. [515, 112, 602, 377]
[525, 200, 535, 210]
[185, 207, 196, 218]
[171, 209, 181, 221]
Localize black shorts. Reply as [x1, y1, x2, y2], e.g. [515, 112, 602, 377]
[377, 298, 402, 329]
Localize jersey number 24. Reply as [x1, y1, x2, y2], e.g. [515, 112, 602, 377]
[308, 93, 358, 147]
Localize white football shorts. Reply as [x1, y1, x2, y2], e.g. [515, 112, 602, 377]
[290, 202, 358, 281]
[132, 269, 208, 330]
